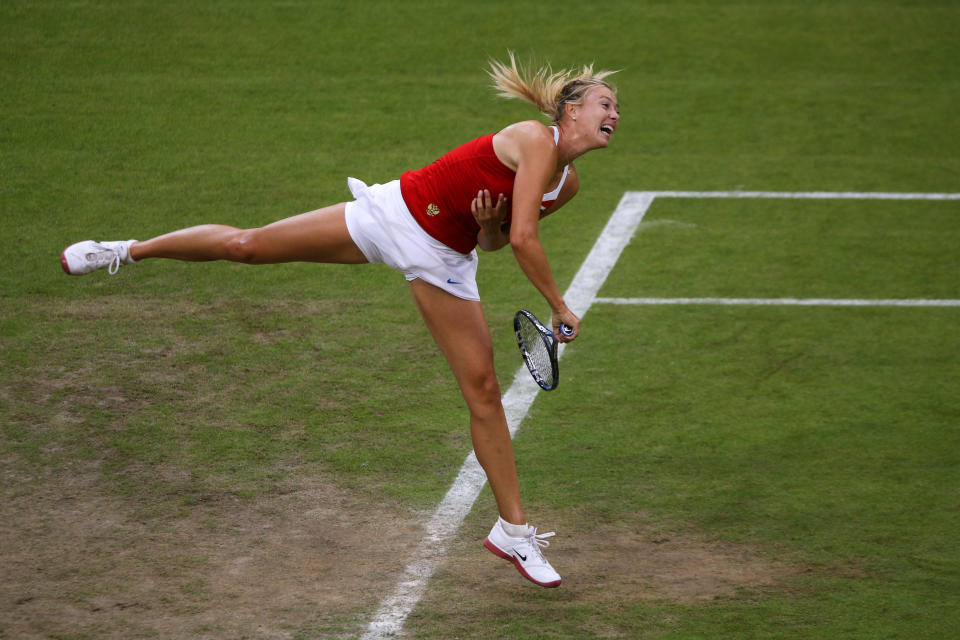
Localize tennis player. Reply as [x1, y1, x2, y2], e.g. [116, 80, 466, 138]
[61, 53, 620, 588]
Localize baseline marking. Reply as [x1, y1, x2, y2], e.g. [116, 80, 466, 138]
[361, 191, 654, 639]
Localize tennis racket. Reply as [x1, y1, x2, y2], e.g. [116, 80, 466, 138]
[514, 310, 573, 391]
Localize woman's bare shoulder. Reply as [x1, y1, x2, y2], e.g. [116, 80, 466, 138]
[497, 120, 553, 141]
[493, 121, 556, 170]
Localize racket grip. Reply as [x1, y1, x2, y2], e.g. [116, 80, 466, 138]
[559, 323, 574, 337]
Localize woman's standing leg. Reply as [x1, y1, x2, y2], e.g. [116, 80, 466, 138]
[408, 279, 525, 524]
[409, 278, 561, 587]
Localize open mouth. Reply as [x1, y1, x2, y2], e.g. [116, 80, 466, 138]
[600, 125, 614, 138]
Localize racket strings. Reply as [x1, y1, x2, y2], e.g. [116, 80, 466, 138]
[517, 316, 556, 386]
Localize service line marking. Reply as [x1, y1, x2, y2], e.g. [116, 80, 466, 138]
[362, 189, 958, 638]
[645, 190, 960, 200]
[596, 297, 960, 307]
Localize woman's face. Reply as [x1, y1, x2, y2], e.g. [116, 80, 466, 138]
[570, 86, 621, 149]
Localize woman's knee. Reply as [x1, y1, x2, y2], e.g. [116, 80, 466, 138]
[223, 228, 261, 263]
[463, 369, 503, 416]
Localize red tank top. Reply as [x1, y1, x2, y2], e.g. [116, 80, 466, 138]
[401, 131, 569, 254]
[400, 134, 515, 254]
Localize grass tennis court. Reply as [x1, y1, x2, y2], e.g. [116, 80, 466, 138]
[2, 1, 958, 638]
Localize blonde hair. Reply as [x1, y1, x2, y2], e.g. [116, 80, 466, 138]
[487, 51, 618, 124]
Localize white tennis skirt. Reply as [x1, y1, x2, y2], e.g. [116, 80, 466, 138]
[344, 177, 480, 301]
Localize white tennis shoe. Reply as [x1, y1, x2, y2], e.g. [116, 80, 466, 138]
[484, 518, 562, 588]
[61, 240, 137, 275]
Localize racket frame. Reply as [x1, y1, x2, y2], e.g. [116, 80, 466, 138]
[514, 309, 560, 391]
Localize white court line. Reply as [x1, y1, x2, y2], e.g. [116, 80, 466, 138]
[361, 191, 654, 639]
[596, 297, 960, 307]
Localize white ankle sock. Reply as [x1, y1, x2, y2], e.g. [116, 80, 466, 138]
[122, 240, 137, 264]
[499, 517, 529, 537]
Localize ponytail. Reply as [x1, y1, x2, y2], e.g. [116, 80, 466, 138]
[487, 52, 618, 124]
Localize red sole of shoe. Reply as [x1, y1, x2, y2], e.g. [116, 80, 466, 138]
[483, 538, 561, 588]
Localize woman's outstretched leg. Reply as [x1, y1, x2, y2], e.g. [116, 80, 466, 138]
[62, 203, 367, 275]
[130, 224, 252, 263]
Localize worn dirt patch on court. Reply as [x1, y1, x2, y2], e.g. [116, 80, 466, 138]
[3, 454, 807, 640]
[0, 464, 421, 639]
[3, 459, 802, 640]
[562, 524, 793, 603]
[406, 510, 802, 637]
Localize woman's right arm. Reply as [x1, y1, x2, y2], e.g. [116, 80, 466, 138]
[500, 125, 581, 339]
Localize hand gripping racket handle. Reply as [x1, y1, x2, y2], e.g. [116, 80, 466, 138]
[559, 323, 574, 337]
